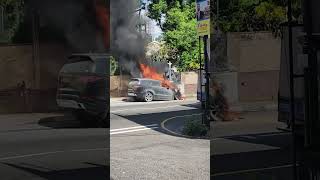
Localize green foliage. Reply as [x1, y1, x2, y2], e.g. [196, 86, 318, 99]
[216, 0, 290, 33]
[182, 118, 208, 137]
[147, 0, 199, 71]
[0, 0, 25, 43]
[110, 56, 118, 76]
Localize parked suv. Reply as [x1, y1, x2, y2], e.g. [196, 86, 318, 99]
[56, 54, 110, 127]
[128, 78, 175, 102]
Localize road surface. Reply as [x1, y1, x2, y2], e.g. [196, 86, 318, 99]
[0, 113, 108, 180]
[110, 99, 210, 180]
[211, 111, 294, 180]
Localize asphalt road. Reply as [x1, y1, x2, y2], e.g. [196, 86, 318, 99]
[0, 113, 108, 180]
[110, 99, 210, 180]
[211, 111, 294, 180]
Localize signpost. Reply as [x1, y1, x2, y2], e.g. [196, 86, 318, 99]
[196, 0, 210, 126]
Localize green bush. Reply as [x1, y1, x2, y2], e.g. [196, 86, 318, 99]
[182, 119, 208, 137]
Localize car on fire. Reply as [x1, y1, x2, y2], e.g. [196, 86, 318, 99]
[56, 53, 110, 127]
[128, 78, 177, 102]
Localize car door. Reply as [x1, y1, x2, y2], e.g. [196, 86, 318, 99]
[151, 81, 171, 100]
[159, 86, 174, 100]
[148, 80, 161, 100]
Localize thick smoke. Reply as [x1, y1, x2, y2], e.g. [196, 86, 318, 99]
[110, 0, 146, 77]
[27, 0, 107, 53]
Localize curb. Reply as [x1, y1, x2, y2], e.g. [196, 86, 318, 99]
[160, 113, 209, 139]
[230, 104, 278, 112]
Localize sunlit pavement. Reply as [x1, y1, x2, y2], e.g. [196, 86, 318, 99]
[110, 99, 210, 180]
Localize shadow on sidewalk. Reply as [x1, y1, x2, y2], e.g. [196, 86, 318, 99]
[212, 132, 293, 180]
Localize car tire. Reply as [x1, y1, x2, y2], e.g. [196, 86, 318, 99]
[144, 91, 154, 102]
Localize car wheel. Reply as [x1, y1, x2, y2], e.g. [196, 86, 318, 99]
[144, 91, 154, 102]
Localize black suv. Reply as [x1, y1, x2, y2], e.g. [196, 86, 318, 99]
[56, 54, 110, 127]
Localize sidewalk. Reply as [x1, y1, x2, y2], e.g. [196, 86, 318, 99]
[230, 101, 277, 112]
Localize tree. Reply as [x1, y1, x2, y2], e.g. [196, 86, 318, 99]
[214, 0, 301, 34]
[147, 0, 200, 71]
[0, 0, 25, 43]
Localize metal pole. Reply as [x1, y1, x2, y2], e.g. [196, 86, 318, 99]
[199, 37, 203, 109]
[168, 61, 172, 81]
[204, 35, 210, 126]
[287, 0, 297, 179]
[0, 6, 4, 33]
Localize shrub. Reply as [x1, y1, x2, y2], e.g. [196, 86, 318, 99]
[182, 119, 208, 137]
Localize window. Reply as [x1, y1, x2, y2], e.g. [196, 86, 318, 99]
[151, 81, 161, 86]
[93, 58, 110, 75]
[129, 79, 140, 86]
[60, 60, 94, 73]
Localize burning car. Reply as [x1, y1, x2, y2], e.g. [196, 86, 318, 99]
[127, 63, 183, 102]
[56, 54, 110, 127]
[128, 78, 176, 102]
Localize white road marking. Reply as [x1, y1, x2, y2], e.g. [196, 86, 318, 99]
[110, 99, 198, 107]
[160, 113, 206, 139]
[111, 105, 182, 113]
[110, 124, 158, 132]
[110, 127, 159, 135]
[0, 148, 108, 161]
[212, 164, 296, 177]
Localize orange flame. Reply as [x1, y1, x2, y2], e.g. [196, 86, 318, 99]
[139, 64, 175, 89]
[94, 0, 110, 50]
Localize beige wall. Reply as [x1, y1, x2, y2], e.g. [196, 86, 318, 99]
[0, 45, 34, 89]
[228, 32, 281, 72]
[110, 75, 131, 97]
[226, 32, 281, 102]
[0, 43, 69, 113]
[238, 71, 279, 102]
[0, 43, 69, 90]
[181, 72, 198, 97]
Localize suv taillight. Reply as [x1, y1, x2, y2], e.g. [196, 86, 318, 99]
[133, 86, 143, 92]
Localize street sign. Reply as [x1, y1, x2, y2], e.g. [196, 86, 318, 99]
[196, 0, 210, 37]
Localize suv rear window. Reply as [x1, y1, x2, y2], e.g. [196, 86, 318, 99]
[129, 79, 140, 86]
[93, 58, 109, 75]
[61, 60, 94, 73]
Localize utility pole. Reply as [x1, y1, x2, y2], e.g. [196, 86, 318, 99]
[0, 6, 4, 33]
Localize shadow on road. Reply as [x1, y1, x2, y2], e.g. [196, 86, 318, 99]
[113, 108, 202, 138]
[2, 162, 109, 180]
[38, 115, 100, 129]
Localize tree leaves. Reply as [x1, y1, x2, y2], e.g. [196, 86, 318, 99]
[147, 0, 199, 71]
[217, 0, 287, 34]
